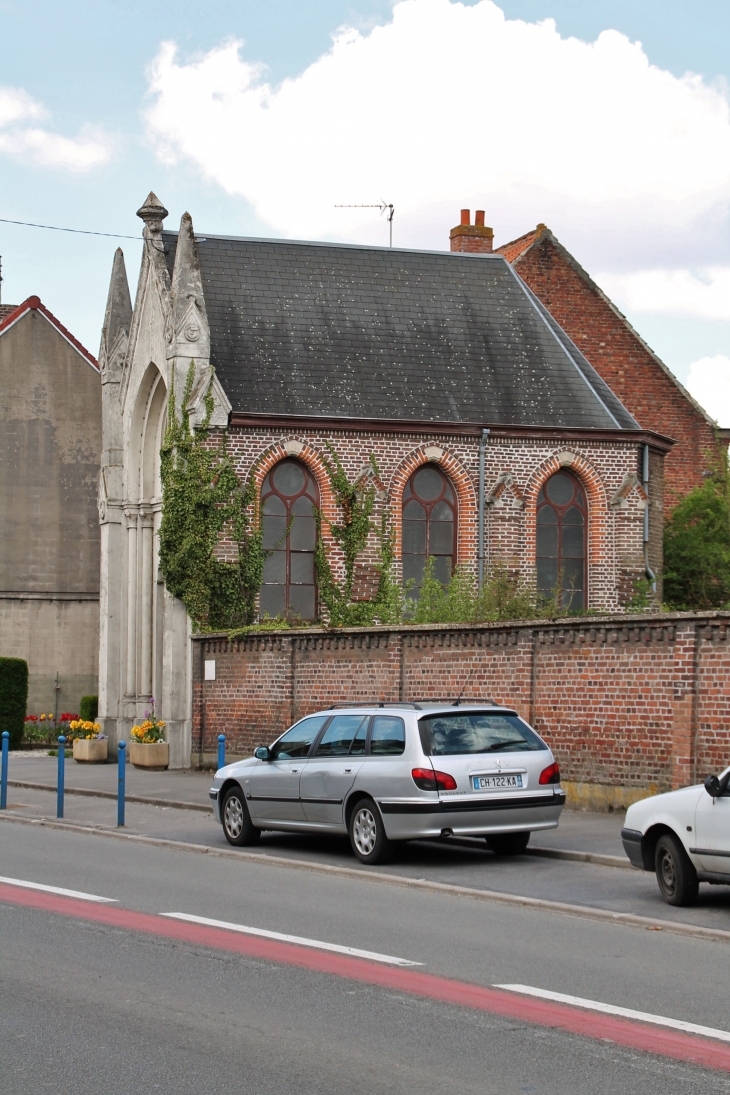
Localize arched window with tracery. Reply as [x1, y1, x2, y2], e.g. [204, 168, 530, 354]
[402, 464, 457, 594]
[260, 459, 318, 620]
[536, 471, 587, 610]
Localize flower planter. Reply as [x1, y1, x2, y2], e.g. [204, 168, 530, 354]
[73, 738, 108, 764]
[129, 741, 169, 770]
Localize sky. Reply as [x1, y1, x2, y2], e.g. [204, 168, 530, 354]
[1, 0, 729, 422]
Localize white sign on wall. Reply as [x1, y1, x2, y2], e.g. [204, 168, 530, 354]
[204, 660, 216, 681]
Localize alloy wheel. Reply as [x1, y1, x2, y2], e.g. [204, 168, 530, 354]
[224, 795, 244, 840]
[352, 807, 377, 857]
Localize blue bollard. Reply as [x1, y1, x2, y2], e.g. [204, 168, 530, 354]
[217, 734, 226, 771]
[1, 730, 9, 810]
[57, 735, 66, 819]
[117, 741, 126, 827]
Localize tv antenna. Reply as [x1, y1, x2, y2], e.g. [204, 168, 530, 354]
[335, 201, 394, 247]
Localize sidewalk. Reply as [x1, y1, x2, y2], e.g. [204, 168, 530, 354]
[4, 753, 628, 857]
[7, 754, 212, 808]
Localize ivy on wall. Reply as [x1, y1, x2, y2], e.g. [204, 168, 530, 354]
[314, 444, 410, 628]
[158, 363, 264, 631]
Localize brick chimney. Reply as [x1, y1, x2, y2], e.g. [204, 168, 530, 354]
[449, 209, 494, 253]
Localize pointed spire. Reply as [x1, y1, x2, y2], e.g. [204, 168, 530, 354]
[136, 191, 168, 235]
[171, 212, 207, 322]
[99, 248, 132, 363]
[103, 249, 132, 349]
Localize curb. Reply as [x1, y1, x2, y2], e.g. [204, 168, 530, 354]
[1, 812, 728, 946]
[6, 781, 628, 869]
[445, 833, 630, 870]
[6, 780, 211, 814]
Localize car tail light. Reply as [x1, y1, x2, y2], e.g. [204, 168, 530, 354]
[539, 761, 561, 785]
[412, 767, 457, 791]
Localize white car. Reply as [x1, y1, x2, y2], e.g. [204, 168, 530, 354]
[622, 766, 730, 905]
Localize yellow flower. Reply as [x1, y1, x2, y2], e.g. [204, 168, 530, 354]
[40, 714, 46, 721]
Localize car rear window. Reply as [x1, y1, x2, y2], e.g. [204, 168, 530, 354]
[418, 712, 546, 756]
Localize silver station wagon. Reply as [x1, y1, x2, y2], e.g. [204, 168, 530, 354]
[210, 702, 565, 865]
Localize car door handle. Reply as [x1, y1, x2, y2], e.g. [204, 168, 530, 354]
[344, 768, 352, 773]
[290, 767, 299, 773]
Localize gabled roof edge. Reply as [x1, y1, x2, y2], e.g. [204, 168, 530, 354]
[500, 227, 718, 432]
[0, 296, 99, 371]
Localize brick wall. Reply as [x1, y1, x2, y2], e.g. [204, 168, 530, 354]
[193, 612, 730, 806]
[497, 229, 720, 508]
[215, 423, 661, 610]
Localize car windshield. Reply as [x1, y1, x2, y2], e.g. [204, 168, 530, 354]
[418, 712, 546, 756]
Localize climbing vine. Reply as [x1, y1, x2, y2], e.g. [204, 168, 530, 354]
[158, 363, 265, 631]
[314, 444, 380, 626]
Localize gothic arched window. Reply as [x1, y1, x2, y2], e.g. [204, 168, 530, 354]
[402, 464, 457, 593]
[536, 471, 587, 610]
[260, 459, 318, 620]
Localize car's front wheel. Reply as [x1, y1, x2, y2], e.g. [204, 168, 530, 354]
[349, 798, 392, 865]
[654, 833, 698, 906]
[486, 831, 531, 856]
[221, 786, 261, 847]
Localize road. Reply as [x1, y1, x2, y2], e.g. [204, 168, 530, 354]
[2, 821, 730, 1093]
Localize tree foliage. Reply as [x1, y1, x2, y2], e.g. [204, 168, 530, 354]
[664, 459, 730, 610]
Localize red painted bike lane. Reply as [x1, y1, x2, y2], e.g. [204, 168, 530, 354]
[2, 881, 727, 1073]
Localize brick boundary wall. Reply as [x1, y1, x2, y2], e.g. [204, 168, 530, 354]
[192, 612, 730, 810]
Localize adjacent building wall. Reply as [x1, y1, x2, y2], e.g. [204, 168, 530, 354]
[193, 612, 730, 809]
[497, 227, 721, 508]
[0, 302, 101, 714]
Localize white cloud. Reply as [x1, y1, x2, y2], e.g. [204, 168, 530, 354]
[0, 85, 112, 172]
[686, 356, 730, 426]
[144, 0, 730, 274]
[0, 86, 45, 127]
[596, 267, 730, 321]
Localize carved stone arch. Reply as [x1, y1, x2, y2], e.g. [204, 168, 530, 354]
[523, 450, 611, 609]
[124, 362, 168, 704]
[128, 362, 167, 505]
[389, 446, 477, 569]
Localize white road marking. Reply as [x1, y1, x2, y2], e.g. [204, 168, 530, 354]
[495, 984, 730, 1043]
[0, 875, 118, 903]
[162, 912, 422, 966]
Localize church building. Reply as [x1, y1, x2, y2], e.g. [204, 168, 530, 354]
[97, 193, 670, 766]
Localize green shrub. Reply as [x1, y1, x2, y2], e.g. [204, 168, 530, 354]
[79, 694, 99, 722]
[0, 658, 29, 749]
[664, 460, 730, 609]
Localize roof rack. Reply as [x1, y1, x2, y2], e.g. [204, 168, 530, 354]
[410, 698, 497, 707]
[327, 701, 423, 710]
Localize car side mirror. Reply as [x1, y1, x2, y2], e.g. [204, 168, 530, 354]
[705, 774, 722, 798]
[254, 746, 271, 761]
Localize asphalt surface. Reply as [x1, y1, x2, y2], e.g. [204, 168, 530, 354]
[4, 779, 730, 931]
[2, 823, 730, 1094]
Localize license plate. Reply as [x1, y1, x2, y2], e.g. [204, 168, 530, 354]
[472, 774, 523, 790]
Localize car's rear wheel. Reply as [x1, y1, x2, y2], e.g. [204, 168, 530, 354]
[486, 831, 531, 856]
[221, 786, 261, 847]
[654, 833, 698, 906]
[349, 798, 392, 865]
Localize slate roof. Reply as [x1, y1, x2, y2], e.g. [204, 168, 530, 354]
[162, 232, 639, 430]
